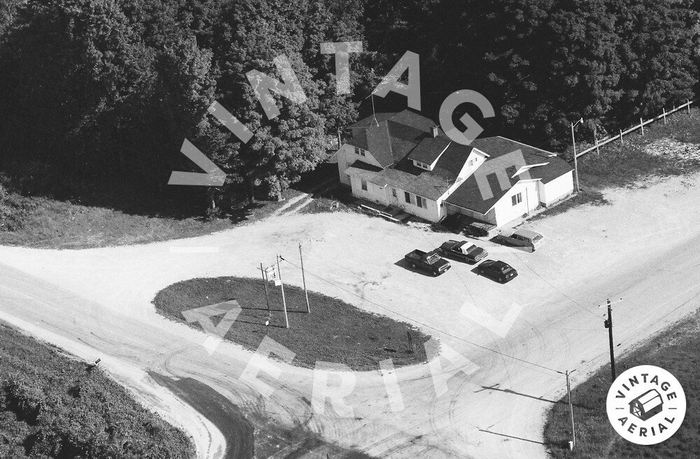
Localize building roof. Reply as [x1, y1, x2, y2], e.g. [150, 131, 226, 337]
[407, 134, 451, 164]
[345, 160, 384, 180]
[446, 136, 572, 214]
[348, 112, 572, 212]
[369, 167, 451, 200]
[347, 110, 436, 167]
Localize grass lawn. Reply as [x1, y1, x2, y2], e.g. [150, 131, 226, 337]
[0, 180, 300, 249]
[575, 108, 700, 190]
[544, 309, 700, 458]
[0, 323, 194, 458]
[153, 277, 431, 371]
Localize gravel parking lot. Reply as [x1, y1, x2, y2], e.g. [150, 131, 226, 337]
[1, 172, 700, 458]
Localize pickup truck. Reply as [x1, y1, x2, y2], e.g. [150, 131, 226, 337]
[404, 249, 451, 276]
[439, 240, 488, 264]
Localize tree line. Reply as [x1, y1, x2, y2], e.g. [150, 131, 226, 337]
[0, 0, 697, 214]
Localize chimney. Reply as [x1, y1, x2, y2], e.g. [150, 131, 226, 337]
[431, 125, 439, 138]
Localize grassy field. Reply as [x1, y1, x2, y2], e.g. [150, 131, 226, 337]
[0, 179, 299, 249]
[544, 309, 700, 458]
[576, 108, 700, 189]
[153, 277, 431, 371]
[0, 323, 194, 458]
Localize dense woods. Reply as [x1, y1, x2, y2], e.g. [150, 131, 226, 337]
[0, 324, 194, 457]
[0, 0, 697, 213]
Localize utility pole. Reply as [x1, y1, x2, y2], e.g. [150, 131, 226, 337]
[602, 298, 623, 381]
[566, 370, 576, 450]
[571, 118, 583, 193]
[276, 255, 289, 328]
[299, 243, 310, 313]
[260, 262, 271, 314]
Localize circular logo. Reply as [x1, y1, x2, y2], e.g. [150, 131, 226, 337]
[606, 365, 686, 445]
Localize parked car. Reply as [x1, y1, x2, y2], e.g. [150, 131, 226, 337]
[465, 221, 496, 238]
[499, 229, 544, 252]
[439, 240, 488, 264]
[440, 214, 495, 238]
[476, 260, 518, 283]
[404, 249, 451, 276]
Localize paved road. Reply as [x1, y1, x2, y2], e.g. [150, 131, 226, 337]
[0, 175, 699, 458]
[149, 373, 254, 459]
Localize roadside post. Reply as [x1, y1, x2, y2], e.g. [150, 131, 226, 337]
[602, 298, 623, 381]
[260, 262, 271, 315]
[566, 369, 576, 450]
[570, 118, 583, 193]
[299, 243, 311, 313]
[277, 255, 289, 328]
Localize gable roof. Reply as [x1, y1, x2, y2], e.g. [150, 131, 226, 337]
[407, 134, 451, 164]
[370, 140, 473, 200]
[369, 168, 451, 200]
[446, 136, 572, 214]
[347, 110, 436, 167]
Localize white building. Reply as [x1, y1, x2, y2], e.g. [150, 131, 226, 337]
[337, 110, 574, 227]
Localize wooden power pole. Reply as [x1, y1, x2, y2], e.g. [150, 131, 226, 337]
[260, 263, 271, 314]
[299, 243, 311, 313]
[566, 370, 576, 450]
[276, 255, 289, 328]
[603, 298, 621, 381]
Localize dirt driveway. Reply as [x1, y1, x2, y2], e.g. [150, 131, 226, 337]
[1, 173, 699, 458]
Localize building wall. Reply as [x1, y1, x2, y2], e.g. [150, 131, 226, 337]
[349, 173, 444, 222]
[337, 144, 383, 186]
[348, 173, 388, 205]
[541, 171, 574, 206]
[397, 191, 442, 222]
[490, 180, 540, 226]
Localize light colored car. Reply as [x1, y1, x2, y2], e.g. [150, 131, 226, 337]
[500, 229, 544, 252]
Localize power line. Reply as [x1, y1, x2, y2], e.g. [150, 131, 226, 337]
[278, 256, 565, 375]
[511, 251, 600, 318]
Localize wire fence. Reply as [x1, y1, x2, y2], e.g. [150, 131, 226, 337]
[576, 99, 696, 159]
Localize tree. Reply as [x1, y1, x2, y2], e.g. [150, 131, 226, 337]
[0, 0, 214, 202]
[611, 0, 698, 124]
[206, 0, 370, 204]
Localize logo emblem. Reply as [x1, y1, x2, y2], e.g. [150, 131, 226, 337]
[606, 365, 686, 445]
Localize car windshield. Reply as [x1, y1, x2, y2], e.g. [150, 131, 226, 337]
[500, 265, 512, 273]
[426, 253, 440, 264]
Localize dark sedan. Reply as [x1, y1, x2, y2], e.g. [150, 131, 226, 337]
[439, 240, 488, 264]
[476, 260, 518, 283]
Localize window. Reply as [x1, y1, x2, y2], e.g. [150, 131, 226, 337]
[416, 196, 427, 209]
[511, 192, 522, 206]
[354, 147, 366, 157]
[415, 161, 432, 171]
[361, 178, 367, 191]
[392, 188, 397, 198]
[404, 192, 411, 204]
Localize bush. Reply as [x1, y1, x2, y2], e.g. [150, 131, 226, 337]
[0, 324, 195, 458]
[0, 183, 35, 231]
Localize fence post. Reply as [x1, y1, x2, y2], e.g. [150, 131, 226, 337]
[593, 125, 600, 156]
[619, 129, 623, 145]
[663, 107, 667, 124]
[688, 100, 691, 115]
[640, 118, 644, 136]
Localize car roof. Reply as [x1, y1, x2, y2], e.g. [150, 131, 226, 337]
[514, 229, 542, 238]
